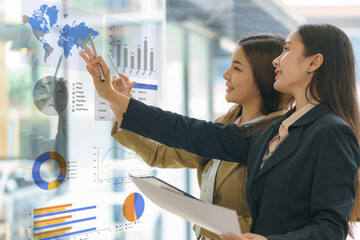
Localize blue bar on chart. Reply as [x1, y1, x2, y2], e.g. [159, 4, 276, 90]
[33, 203, 98, 240]
[133, 83, 158, 90]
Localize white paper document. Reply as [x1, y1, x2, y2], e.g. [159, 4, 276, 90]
[130, 174, 241, 236]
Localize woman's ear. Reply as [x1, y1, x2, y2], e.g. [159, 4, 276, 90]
[308, 53, 324, 73]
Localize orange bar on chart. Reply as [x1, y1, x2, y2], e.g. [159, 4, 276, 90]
[34, 203, 72, 212]
[34, 215, 72, 224]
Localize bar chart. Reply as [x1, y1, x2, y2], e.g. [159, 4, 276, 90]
[32, 203, 108, 240]
[94, 18, 160, 121]
[111, 38, 154, 75]
[107, 21, 159, 80]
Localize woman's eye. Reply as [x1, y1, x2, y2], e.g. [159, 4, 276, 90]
[234, 66, 241, 71]
[283, 47, 289, 51]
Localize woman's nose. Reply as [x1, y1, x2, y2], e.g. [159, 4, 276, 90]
[272, 56, 279, 68]
[223, 68, 230, 81]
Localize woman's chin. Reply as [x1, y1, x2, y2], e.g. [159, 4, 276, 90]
[225, 95, 231, 103]
[274, 81, 292, 95]
[273, 80, 284, 92]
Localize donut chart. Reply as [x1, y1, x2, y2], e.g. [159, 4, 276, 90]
[123, 192, 145, 222]
[32, 151, 67, 190]
[33, 76, 68, 116]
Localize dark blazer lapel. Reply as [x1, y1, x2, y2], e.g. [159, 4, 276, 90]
[248, 111, 290, 182]
[255, 127, 302, 179]
[254, 104, 331, 180]
[246, 124, 279, 229]
[251, 125, 278, 179]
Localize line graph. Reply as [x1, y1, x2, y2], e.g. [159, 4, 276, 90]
[93, 146, 152, 182]
[99, 146, 142, 164]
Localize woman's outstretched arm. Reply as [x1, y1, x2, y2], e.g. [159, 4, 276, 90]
[79, 47, 250, 164]
[121, 98, 250, 163]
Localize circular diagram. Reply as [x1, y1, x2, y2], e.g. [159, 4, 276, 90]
[32, 151, 67, 190]
[123, 192, 145, 222]
[33, 76, 68, 116]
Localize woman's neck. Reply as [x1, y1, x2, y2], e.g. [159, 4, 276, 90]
[239, 102, 263, 125]
[294, 90, 316, 111]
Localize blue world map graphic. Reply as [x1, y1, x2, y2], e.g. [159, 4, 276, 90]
[23, 4, 99, 62]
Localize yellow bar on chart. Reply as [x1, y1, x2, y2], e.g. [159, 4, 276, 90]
[34, 208, 66, 215]
[34, 219, 65, 228]
[34, 226, 72, 238]
[34, 231, 66, 240]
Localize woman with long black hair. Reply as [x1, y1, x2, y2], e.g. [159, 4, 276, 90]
[80, 24, 360, 239]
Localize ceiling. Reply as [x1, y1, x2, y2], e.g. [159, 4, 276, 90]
[166, 0, 303, 41]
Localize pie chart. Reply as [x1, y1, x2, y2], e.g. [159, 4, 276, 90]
[123, 192, 145, 222]
[32, 151, 67, 190]
[33, 76, 68, 116]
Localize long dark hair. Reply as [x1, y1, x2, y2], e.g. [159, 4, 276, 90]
[298, 23, 360, 237]
[222, 34, 291, 124]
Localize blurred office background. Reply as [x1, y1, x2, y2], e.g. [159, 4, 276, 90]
[0, 0, 359, 239]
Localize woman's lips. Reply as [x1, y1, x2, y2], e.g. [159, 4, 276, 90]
[275, 69, 282, 80]
[226, 85, 234, 92]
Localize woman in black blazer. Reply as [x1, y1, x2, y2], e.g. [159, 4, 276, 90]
[81, 24, 360, 240]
